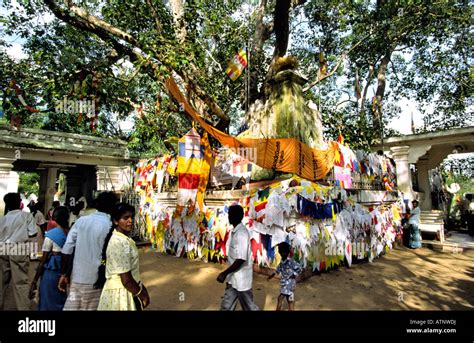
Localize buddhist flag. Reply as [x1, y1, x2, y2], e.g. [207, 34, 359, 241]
[319, 51, 327, 76]
[411, 112, 415, 133]
[177, 128, 204, 207]
[226, 48, 248, 81]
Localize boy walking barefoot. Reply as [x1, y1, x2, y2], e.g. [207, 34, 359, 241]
[268, 242, 302, 311]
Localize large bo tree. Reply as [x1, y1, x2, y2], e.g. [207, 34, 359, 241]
[1, 0, 472, 153]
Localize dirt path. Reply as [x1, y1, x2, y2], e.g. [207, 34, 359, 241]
[4, 246, 473, 310]
[139, 246, 474, 310]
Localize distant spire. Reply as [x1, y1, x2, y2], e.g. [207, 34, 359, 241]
[411, 112, 415, 134]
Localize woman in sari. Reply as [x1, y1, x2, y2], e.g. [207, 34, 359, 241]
[29, 206, 70, 310]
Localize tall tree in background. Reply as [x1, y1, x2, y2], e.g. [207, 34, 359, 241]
[1, 0, 472, 153]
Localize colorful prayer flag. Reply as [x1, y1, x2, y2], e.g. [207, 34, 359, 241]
[226, 48, 248, 81]
[177, 128, 203, 207]
[177, 128, 212, 210]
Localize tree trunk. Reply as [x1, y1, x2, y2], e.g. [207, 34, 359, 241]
[44, 0, 229, 128]
[359, 64, 374, 122]
[263, 0, 291, 99]
[374, 52, 391, 134]
[272, 0, 291, 59]
[169, 0, 186, 44]
[248, 0, 269, 105]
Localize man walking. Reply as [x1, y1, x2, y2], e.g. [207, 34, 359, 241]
[217, 204, 259, 311]
[0, 193, 37, 310]
[58, 191, 117, 310]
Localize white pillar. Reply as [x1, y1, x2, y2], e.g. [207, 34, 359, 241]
[44, 167, 58, 213]
[97, 166, 132, 192]
[416, 158, 432, 211]
[390, 146, 413, 200]
[0, 158, 19, 215]
[96, 166, 107, 191]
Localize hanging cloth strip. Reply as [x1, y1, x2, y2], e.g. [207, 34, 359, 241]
[196, 132, 212, 211]
[177, 128, 203, 206]
[165, 77, 336, 181]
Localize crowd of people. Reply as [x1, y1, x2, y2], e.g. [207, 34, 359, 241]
[0, 191, 151, 311]
[0, 190, 307, 311]
[4, 188, 455, 311]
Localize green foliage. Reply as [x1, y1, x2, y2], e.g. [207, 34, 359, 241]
[18, 172, 40, 196]
[1, 0, 472, 156]
[296, 0, 473, 148]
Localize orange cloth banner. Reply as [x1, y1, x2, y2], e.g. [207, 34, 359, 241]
[196, 132, 212, 211]
[165, 77, 335, 181]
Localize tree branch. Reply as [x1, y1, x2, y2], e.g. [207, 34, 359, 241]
[43, 0, 229, 126]
[303, 35, 368, 92]
[248, 0, 269, 104]
[55, 0, 139, 46]
[359, 64, 375, 119]
[169, 0, 186, 44]
[272, 0, 291, 59]
[336, 98, 358, 108]
[390, 58, 402, 84]
[146, 0, 163, 33]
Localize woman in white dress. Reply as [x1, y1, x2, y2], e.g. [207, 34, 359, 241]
[97, 203, 150, 310]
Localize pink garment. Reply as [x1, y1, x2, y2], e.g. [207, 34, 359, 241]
[46, 219, 58, 231]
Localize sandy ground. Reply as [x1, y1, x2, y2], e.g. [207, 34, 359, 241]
[4, 245, 473, 310]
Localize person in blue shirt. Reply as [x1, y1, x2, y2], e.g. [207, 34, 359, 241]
[29, 206, 70, 310]
[268, 242, 302, 311]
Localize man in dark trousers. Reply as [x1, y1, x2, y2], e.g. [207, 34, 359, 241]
[217, 204, 259, 311]
[0, 193, 37, 310]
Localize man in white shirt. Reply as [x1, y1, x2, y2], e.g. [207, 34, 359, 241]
[58, 191, 117, 310]
[0, 193, 38, 310]
[217, 205, 259, 311]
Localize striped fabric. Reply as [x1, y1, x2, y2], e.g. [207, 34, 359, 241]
[226, 48, 248, 81]
[62, 282, 102, 311]
[177, 128, 206, 207]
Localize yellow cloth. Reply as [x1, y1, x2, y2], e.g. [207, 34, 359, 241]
[196, 132, 212, 211]
[166, 77, 336, 181]
[177, 156, 203, 174]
